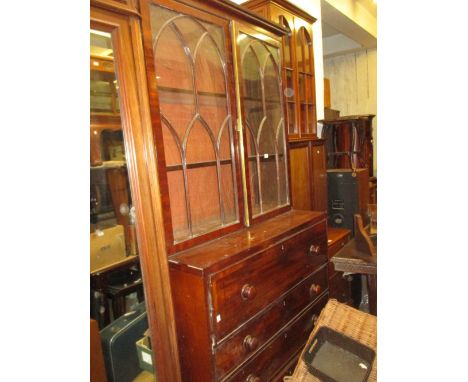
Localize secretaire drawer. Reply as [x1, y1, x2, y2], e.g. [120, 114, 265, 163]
[214, 266, 328, 378]
[222, 293, 328, 382]
[210, 220, 327, 339]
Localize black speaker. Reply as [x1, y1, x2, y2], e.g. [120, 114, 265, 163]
[327, 169, 369, 235]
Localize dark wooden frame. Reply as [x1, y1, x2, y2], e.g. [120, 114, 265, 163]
[91, 2, 182, 381]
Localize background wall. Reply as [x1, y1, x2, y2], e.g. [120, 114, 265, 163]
[324, 48, 377, 174]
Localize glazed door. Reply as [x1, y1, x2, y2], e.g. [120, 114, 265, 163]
[143, 0, 243, 251]
[235, 25, 291, 221]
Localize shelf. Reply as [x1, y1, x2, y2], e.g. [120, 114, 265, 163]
[247, 153, 284, 162]
[158, 86, 227, 99]
[166, 159, 233, 171]
[90, 160, 126, 170]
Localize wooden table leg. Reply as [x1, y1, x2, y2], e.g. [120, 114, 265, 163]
[367, 274, 377, 315]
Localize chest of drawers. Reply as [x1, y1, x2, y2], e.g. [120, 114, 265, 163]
[327, 227, 352, 304]
[169, 210, 328, 381]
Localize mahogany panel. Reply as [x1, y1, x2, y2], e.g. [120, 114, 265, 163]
[170, 268, 213, 382]
[210, 221, 327, 338]
[223, 293, 328, 382]
[90, 319, 108, 382]
[289, 143, 312, 210]
[214, 266, 328, 378]
[310, 140, 327, 212]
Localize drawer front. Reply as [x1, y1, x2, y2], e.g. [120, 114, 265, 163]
[211, 221, 327, 338]
[215, 266, 328, 378]
[223, 293, 329, 382]
[329, 273, 352, 304]
[328, 234, 349, 258]
[327, 235, 349, 278]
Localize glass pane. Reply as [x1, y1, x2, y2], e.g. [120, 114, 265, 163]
[280, 17, 293, 68]
[307, 105, 316, 135]
[284, 69, 296, 134]
[287, 101, 296, 134]
[150, 4, 239, 242]
[187, 166, 221, 236]
[296, 28, 304, 71]
[277, 126, 288, 205]
[302, 27, 312, 73]
[239, 33, 289, 216]
[167, 170, 190, 241]
[299, 73, 306, 102]
[300, 103, 307, 132]
[90, 29, 146, 329]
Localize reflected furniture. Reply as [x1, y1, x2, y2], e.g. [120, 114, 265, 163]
[320, 114, 375, 178]
[90, 257, 143, 328]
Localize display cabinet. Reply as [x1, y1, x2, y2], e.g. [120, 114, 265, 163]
[141, 0, 292, 254]
[137, 0, 328, 380]
[243, 0, 327, 214]
[91, 0, 330, 380]
[243, 0, 318, 139]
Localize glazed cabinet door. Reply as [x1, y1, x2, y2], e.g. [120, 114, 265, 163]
[142, 0, 244, 251]
[236, 25, 290, 221]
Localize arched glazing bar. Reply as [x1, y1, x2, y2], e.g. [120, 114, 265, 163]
[152, 10, 237, 240]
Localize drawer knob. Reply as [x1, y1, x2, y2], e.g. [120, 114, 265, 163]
[246, 375, 261, 382]
[309, 283, 322, 297]
[243, 335, 259, 352]
[309, 244, 320, 255]
[241, 284, 257, 300]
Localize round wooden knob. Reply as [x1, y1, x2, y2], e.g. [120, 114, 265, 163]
[241, 284, 257, 300]
[246, 374, 261, 382]
[243, 335, 259, 352]
[309, 244, 320, 255]
[309, 283, 321, 297]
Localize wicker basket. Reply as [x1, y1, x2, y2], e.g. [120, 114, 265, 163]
[285, 299, 377, 382]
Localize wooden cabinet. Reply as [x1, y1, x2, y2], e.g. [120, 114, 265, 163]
[327, 227, 352, 304]
[289, 139, 327, 212]
[243, 0, 327, 213]
[138, 2, 329, 379]
[169, 210, 328, 381]
[91, 0, 330, 380]
[320, 114, 375, 177]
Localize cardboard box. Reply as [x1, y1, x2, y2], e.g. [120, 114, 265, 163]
[90, 225, 126, 273]
[136, 335, 155, 374]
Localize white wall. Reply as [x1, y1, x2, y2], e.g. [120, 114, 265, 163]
[324, 48, 377, 174]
